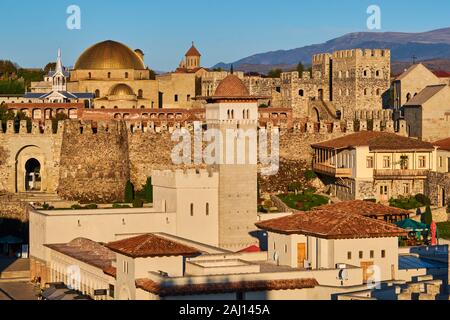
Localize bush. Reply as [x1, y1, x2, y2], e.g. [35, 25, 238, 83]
[288, 182, 301, 193]
[124, 180, 135, 203]
[389, 196, 422, 210]
[85, 204, 98, 210]
[415, 194, 431, 206]
[133, 198, 144, 208]
[304, 170, 317, 181]
[421, 206, 433, 225]
[71, 204, 82, 210]
[143, 177, 153, 203]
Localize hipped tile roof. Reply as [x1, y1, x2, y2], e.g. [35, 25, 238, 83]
[315, 200, 411, 218]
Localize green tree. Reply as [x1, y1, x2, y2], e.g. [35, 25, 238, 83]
[296, 62, 305, 75]
[267, 68, 282, 78]
[143, 177, 153, 203]
[421, 206, 433, 225]
[44, 62, 57, 74]
[124, 180, 135, 203]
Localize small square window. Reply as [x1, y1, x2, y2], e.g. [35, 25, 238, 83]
[381, 250, 386, 258]
[370, 251, 374, 259]
[359, 251, 363, 259]
[347, 252, 352, 260]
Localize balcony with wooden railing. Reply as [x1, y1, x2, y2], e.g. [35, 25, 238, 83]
[373, 169, 429, 179]
[313, 163, 353, 178]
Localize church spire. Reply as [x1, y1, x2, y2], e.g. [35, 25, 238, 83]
[56, 48, 63, 73]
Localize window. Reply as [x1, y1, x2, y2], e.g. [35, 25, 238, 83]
[206, 203, 209, 216]
[123, 261, 128, 274]
[174, 94, 178, 102]
[88, 72, 91, 79]
[403, 183, 410, 195]
[359, 251, 363, 259]
[370, 251, 374, 259]
[138, 89, 143, 98]
[190, 203, 194, 216]
[276, 87, 281, 93]
[383, 156, 391, 168]
[439, 157, 443, 168]
[346, 71, 350, 78]
[187, 94, 191, 101]
[108, 72, 111, 79]
[418, 156, 426, 168]
[299, 89, 304, 97]
[366, 156, 374, 168]
[125, 72, 129, 79]
[347, 252, 352, 260]
[285, 245, 288, 253]
[109, 285, 115, 299]
[95, 89, 100, 98]
[381, 250, 386, 258]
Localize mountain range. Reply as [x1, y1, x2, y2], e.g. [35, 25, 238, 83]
[213, 28, 450, 74]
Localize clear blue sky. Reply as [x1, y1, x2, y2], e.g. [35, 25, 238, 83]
[1, 0, 449, 71]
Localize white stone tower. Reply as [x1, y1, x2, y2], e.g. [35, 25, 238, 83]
[204, 73, 263, 250]
[51, 49, 67, 92]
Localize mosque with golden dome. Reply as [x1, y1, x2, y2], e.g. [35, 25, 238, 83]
[66, 40, 159, 109]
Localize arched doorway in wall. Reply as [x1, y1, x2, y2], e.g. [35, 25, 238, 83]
[15, 146, 46, 193]
[312, 107, 320, 123]
[25, 158, 41, 192]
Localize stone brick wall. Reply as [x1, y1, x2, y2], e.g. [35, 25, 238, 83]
[57, 121, 130, 203]
[0, 193, 29, 222]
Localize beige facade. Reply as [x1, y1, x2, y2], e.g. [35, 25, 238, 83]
[404, 85, 450, 142]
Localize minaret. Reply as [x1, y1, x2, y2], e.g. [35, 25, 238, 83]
[204, 74, 264, 250]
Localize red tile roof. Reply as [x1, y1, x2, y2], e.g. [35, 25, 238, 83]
[312, 131, 434, 152]
[106, 234, 201, 258]
[135, 278, 318, 297]
[238, 245, 261, 253]
[255, 210, 408, 240]
[185, 44, 201, 57]
[214, 74, 250, 97]
[434, 137, 450, 151]
[315, 200, 411, 218]
[433, 70, 450, 78]
[44, 238, 116, 276]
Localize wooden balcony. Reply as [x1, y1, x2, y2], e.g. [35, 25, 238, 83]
[373, 169, 429, 179]
[313, 163, 353, 178]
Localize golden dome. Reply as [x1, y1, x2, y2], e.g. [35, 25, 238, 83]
[75, 40, 145, 70]
[110, 84, 134, 96]
[214, 74, 249, 97]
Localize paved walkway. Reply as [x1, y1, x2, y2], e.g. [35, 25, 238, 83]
[0, 281, 38, 300]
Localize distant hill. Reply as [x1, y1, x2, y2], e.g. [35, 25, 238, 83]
[214, 27, 450, 74]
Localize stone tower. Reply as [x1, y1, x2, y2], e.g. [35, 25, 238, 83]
[204, 74, 261, 250]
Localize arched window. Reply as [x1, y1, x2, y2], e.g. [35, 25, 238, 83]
[101, 106, 105, 109]
[247, 109, 250, 119]
[243, 110, 246, 119]
[114, 106, 118, 109]
[190, 203, 194, 216]
[376, 89, 380, 96]
[138, 89, 143, 98]
[95, 89, 100, 98]
[206, 203, 209, 216]
[88, 72, 92, 79]
[140, 105, 145, 109]
[338, 71, 342, 78]
[376, 70, 381, 77]
[227, 110, 231, 119]
[346, 71, 350, 78]
[231, 110, 234, 119]
[299, 89, 304, 97]
[125, 72, 129, 79]
[364, 88, 368, 96]
[108, 72, 111, 79]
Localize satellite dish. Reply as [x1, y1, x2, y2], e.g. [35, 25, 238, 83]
[338, 269, 348, 281]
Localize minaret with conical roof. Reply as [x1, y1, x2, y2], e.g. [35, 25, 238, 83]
[184, 41, 201, 70]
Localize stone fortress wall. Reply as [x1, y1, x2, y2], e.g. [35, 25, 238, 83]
[0, 116, 406, 204]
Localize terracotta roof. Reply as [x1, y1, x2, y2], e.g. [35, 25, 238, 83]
[103, 266, 117, 278]
[312, 131, 434, 152]
[314, 201, 411, 218]
[44, 238, 116, 276]
[433, 70, 450, 78]
[255, 210, 408, 240]
[433, 137, 450, 151]
[238, 245, 261, 253]
[135, 278, 318, 297]
[106, 234, 201, 258]
[185, 44, 201, 57]
[214, 74, 250, 97]
[404, 84, 447, 106]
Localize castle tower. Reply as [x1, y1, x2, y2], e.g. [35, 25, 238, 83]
[204, 74, 262, 250]
[184, 42, 201, 70]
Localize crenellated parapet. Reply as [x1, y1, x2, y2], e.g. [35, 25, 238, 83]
[152, 168, 219, 189]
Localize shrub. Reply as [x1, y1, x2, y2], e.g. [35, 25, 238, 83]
[85, 204, 98, 210]
[415, 194, 431, 206]
[288, 182, 301, 193]
[124, 180, 135, 203]
[133, 198, 144, 208]
[304, 170, 317, 181]
[422, 206, 433, 225]
[71, 204, 82, 210]
[143, 177, 153, 203]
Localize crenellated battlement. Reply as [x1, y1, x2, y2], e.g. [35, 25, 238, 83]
[152, 168, 219, 189]
[332, 48, 391, 59]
